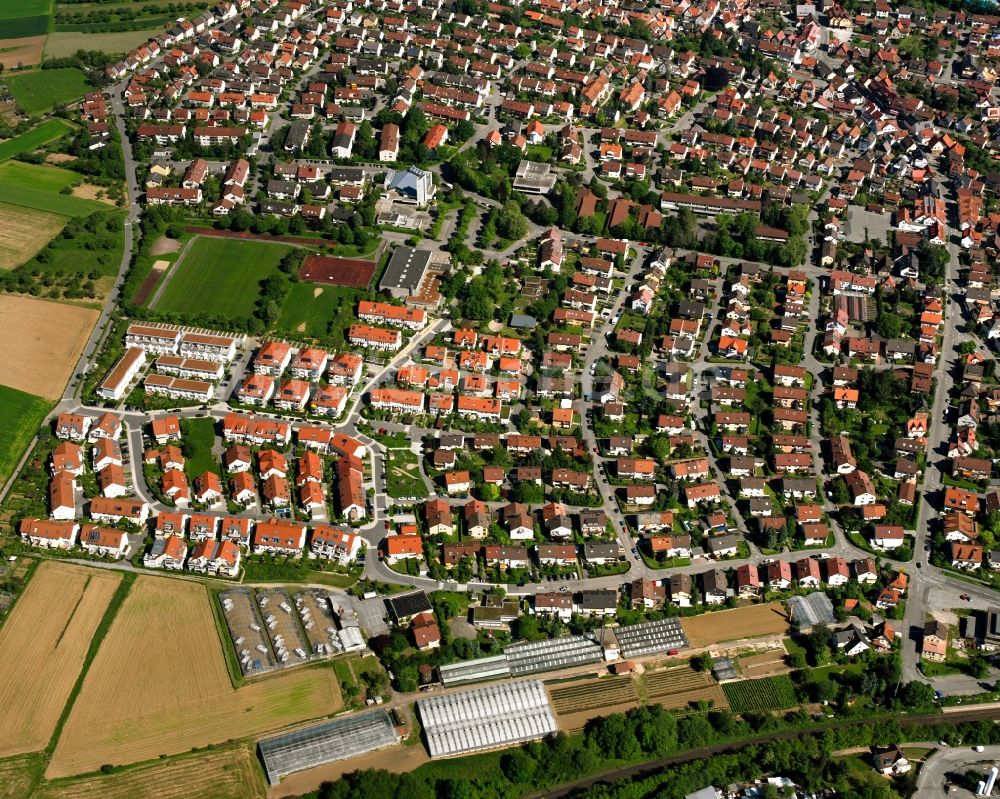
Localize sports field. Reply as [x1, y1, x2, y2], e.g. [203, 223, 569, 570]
[680, 602, 789, 648]
[35, 746, 267, 799]
[0, 384, 52, 487]
[6, 68, 89, 115]
[0, 295, 99, 399]
[0, 201, 66, 269]
[0, 160, 80, 192]
[0, 562, 121, 758]
[0, 119, 74, 161]
[48, 576, 343, 777]
[154, 236, 295, 317]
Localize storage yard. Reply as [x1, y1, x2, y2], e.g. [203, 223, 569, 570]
[219, 587, 359, 677]
[418, 680, 558, 758]
[0, 562, 120, 757]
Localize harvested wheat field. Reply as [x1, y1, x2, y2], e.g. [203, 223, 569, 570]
[48, 576, 343, 778]
[681, 602, 789, 649]
[0, 752, 45, 798]
[37, 745, 266, 799]
[0, 295, 99, 399]
[0, 201, 66, 269]
[0, 562, 120, 758]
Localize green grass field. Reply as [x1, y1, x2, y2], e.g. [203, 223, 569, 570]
[0, 160, 80, 192]
[276, 282, 361, 340]
[0, 385, 51, 489]
[6, 68, 90, 115]
[0, 181, 107, 216]
[155, 237, 295, 318]
[21, 209, 125, 287]
[0, 15, 48, 38]
[180, 416, 219, 476]
[0, 0, 51, 17]
[0, 119, 74, 162]
[385, 448, 429, 500]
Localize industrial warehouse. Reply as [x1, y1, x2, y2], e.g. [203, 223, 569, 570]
[417, 680, 558, 758]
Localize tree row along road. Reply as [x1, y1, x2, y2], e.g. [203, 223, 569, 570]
[532, 705, 1000, 799]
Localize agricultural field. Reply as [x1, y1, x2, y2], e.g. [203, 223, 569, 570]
[0, 753, 46, 799]
[35, 745, 267, 799]
[0, 201, 66, 269]
[48, 576, 344, 778]
[550, 677, 639, 715]
[0, 384, 53, 487]
[737, 649, 790, 679]
[0, 295, 99, 399]
[680, 602, 789, 648]
[44, 28, 161, 59]
[276, 282, 361, 342]
[722, 674, 798, 714]
[0, 562, 121, 758]
[644, 667, 729, 712]
[550, 676, 641, 732]
[0, 160, 81, 192]
[6, 68, 90, 115]
[0, 35, 47, 69]
[0, 119, 74, 161]
[180, 416, 219, 476]
[154, 236, 295, 318]
[0, 182, 107, 216]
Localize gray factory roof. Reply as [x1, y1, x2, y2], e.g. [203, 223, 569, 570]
[380, 245, 432, 296]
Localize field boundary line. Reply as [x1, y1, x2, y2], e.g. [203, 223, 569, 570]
[52, 575, 90, 649]
[44, 572, 134, 758]
[146, 235, 196, 309]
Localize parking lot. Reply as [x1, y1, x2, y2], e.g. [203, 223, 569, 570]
[219, 587, 277, 676]
[258, 588, 310, 667]
[294, 589, 341, 656]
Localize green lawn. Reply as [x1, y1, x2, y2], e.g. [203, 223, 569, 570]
[385, 448, 428, 500]
[0, 385, 51, 489]
[0, 0, 51, 19]
[180, 417, 218, 476]
[0, 181, 106, 216]
[154, 237, 294, 318]
[0, 160, 81, 192]
[276, 282, 361, 341]
[7, 68, 90, 115]
[0, 119, 74, 162]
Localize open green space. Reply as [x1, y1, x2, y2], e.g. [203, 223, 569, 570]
[0, 385, 51, 489]
[385, 447, 429, 500]
[19, 209, 125, 288]
[180, 416, 218, 476]
[6, 68, 89, 115]
[722, 674, 798, 713]
[154, 237, 294, 318]
[0, 181, 105, 216]
[0, 120, 74, 162]
[0, 160, 81, 192]
[275, 282, 361, 341]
